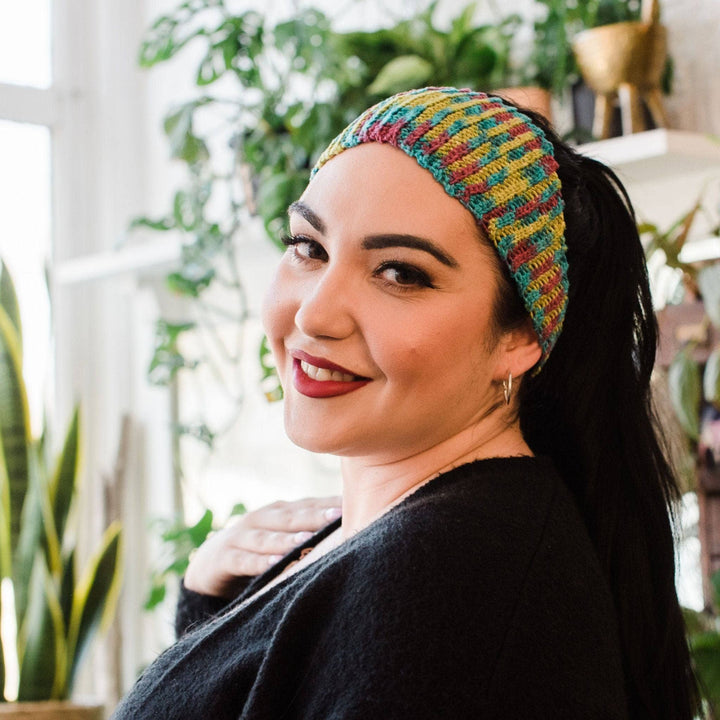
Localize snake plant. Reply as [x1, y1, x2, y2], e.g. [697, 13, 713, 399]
[0, 261, 122, 702]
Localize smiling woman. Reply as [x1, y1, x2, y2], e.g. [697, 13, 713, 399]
[112, 88, 700, 720]
[264, 143, 537, 463]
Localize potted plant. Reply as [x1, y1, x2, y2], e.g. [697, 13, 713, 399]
[525, 0, 670, 140]
[572, 0, 669, 138]
[0, 262, 122, 718]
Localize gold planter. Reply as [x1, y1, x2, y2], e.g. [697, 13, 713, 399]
[0, 701, 104, 720]
[572, 17, 668, 138]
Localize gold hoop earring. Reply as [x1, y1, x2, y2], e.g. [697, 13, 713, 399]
[502, 372, 513, 405]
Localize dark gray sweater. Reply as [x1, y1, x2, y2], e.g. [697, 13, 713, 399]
[112, 456, 628, 719]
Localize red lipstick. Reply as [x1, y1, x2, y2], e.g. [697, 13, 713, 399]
[290, 351, 371, 398]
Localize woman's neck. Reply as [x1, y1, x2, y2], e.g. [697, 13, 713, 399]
[338, 419, 532, 539]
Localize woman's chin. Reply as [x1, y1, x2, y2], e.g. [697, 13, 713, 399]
[283, 418, 341, 455]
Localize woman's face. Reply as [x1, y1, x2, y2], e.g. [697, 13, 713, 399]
[262, 143, 521, 460]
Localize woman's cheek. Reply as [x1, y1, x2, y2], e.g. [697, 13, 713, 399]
[261, 267, 294, 371]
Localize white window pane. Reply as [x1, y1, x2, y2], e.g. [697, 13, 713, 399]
[0, 120, 52, 431]
[0, 0, 52, 88]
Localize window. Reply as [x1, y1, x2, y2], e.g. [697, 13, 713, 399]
[0, 1, 54, 429]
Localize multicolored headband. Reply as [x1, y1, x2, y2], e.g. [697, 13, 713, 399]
[312, 87, 568, 369]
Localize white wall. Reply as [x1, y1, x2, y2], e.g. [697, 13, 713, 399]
[663, 0, 720, 137]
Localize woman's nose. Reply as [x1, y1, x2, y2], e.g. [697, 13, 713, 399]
[294, 265, 357, 340]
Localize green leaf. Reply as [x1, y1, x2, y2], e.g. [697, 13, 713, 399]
[148, 321, 197, 386]
[17, 555, 66, 701]
[705, 347, 720, 409]
[59, 548, 75, 632]
[15, 447, 63, 626]
[229, 503, 247, 517]
[66, 521, 122, 691]
[0, 305, 31, 559]
[0, 432, 12, 580]
[712, 568, 720, 608]
[0, 568, 5, 696]
[138, 13, 207, 68]
[453, 29, 499, 85]
[196, 42, 229, 85]
[0, 260, 22, 353]
[690, 631, 720, 710]
[166, 267, 215, 298]
[50, 407, 80, 545]
[699, 265, 720, 330]
[129, 216, 175, 232]
[448, 3, 478, 46]
[254, 171, 307, 249]
[163, 104, 210, 165]
[143, 581, 166, 611]
[683, 607, 714, 636]
[188, 509, 214, 547]
[668, 345, 702, 440]
[144, 509, 215, 611]
[368, 55, 434, 96]
[259, 334, 283, 402]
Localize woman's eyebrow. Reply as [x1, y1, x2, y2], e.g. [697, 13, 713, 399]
[288, 202, 458, 268]
[288, 202, 325, 234]
[362, 235, 458, 268]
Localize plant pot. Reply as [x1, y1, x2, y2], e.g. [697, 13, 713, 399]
[572, 22, 667, 95]
[492, 86, 553, 123]
[0, 701, 104, 719]
[572, 19, 668, 138]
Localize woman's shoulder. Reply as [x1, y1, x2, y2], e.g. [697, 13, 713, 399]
[335, 455, 611, 628]
[361, 455, 595, 574]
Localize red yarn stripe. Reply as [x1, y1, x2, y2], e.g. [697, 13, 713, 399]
[404, 120, 433, 148]
[440, 140, 472, 167]
[449, 160, 484, 185]
[529, 253, 555, 280]
[508, 122, 532, 138]
[507, 242, 536, 272]
[423, 130, 452, 154]
[461, 180, 491, 203]
[514, 193, 560, 220]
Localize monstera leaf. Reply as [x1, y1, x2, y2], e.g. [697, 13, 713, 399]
[668, 345, 701, 440]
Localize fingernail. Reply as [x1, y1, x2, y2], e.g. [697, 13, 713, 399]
[294, 531, 313, 544]
[267, 555, 283, 566]
[324, 507, 342, 521]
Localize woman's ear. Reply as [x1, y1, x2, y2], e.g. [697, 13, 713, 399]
[497, 318, 542, 378]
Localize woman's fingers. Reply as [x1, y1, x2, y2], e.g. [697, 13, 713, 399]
[246, 497, 342, 533]
[183, 496, 342, 598]
[237, 528, 314, 555]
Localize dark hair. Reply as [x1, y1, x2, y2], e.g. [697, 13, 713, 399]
[491, 110, 701, 719]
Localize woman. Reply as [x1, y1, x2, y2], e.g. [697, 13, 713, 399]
[113, 87, 699, 719]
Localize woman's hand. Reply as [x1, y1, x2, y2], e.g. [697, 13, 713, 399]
[183, 496, 342, 599]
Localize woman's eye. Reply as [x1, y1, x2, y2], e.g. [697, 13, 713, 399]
[281, 234, 328, 262]
[376, 262, 434, 290]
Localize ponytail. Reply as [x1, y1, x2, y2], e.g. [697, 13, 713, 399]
[503, 112, 700, 719]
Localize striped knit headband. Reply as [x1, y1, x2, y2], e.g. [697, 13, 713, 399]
[312, 86, 568, 369]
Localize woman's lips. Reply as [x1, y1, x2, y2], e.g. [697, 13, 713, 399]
[290, 352, 371, 398]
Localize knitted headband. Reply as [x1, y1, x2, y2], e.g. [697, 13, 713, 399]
[311, 86, 568, 369]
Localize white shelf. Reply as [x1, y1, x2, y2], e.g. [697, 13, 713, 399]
[53, 236, 181, 285]
[578, 129, 720, 184]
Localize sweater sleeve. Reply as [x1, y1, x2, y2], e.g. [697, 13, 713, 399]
[174, 579, 250, 639]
